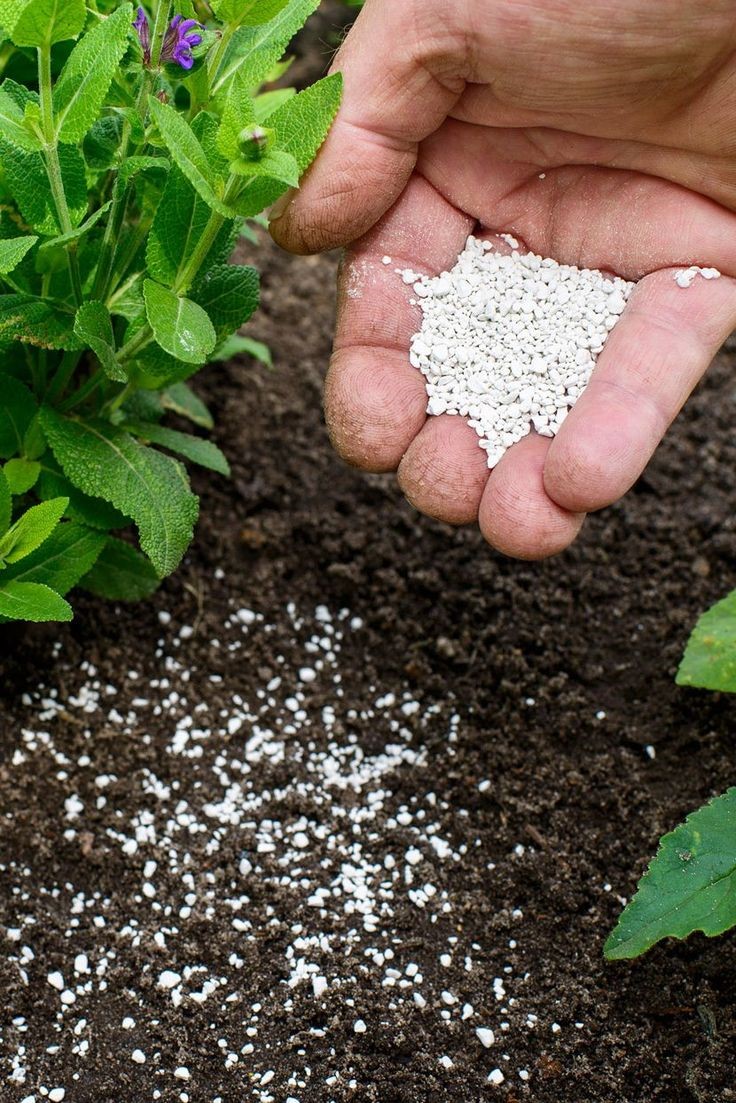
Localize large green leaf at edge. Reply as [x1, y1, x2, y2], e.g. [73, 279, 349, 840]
[0, 496, 67, 563]
[605, 788, 736, 960]
[40, 408, 199, 578]
[676, 589, 736, 692]
[143, 280, 217, 366]
[53, 4, 133, 143]
[123, 421, 230, 476]
[11, 0, 86, 46]
[0, 580, 72, 622]
[0, 468, 9, 534]
[3, 521, 105, 594]
[0, 138, 88, 235]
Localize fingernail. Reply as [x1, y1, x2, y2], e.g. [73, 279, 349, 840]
[269, 188, 296, 223]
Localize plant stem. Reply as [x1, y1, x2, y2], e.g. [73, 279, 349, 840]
[38, 43, 84, 307]
[93, 0, 170, 303]
[59, 368, 105, 413]
[45, 350, 83, 403]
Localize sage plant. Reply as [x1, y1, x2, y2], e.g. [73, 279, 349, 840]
[0, 0, 340, 622]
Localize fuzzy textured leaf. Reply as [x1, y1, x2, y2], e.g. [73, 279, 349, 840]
[677, 590, 736, 692]
[3, 457, 40, 494]
[81, 537, 159, 601]
[0, 83, 42, 151]
[0, 372, 36, 457]
[3, 520, 105, 594]
[233, 73, 342, 217]
[41, 408, 199, 577]
[37, 457, 129, 531]
[0, 138, 88, 234]
[211, 0, 292, 26]
[0, 579, 72, 621]
[11, 0, 86, 46]
[212, 333, 272, 366]
[216, 67, 256, 161]
[161, 382, 213, 429]
[191, 264, 259, 336]
[148, 96, 232, 217]
[74, 301, 125, 382]
[214, 0, 319, 95]
[0, 235, 37, 273]
[605, 788, 736, 960]
[124, 421, 230, 476]
[0, 294, 81, 350]
[144, 280, 217, 366]
[53, 4, 133, 142]
[0, 496, 67, 563]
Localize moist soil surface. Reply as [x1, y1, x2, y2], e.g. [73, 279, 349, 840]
[2, 12, 736, 1103]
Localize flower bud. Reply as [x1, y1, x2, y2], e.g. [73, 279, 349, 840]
[238, 126, 273, 161]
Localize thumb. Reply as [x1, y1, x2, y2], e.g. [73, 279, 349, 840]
[270, 0, 465, 254]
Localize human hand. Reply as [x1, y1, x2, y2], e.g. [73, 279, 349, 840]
[271, 0, 736, 558]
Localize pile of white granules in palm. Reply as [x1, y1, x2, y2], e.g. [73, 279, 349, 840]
[397, 235, 636, 468]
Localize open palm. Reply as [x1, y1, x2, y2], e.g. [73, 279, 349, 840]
[272, 0, 736, 557]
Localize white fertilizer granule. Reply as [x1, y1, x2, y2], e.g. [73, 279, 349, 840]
[400, 236, 636, 467]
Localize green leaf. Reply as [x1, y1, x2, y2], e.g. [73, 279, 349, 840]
[3, 520, 105, 594]
[216, 67, 256, 162]
[3, 457, 39, 494]
[0, 138, 88, 235]
[74, 300, 125, 382]
[11, 0, 86, 47]
[129, 339, 199, 390]
[230, 147, 299, 187]
[212, 333, 272, 366]
[161, 382, 213, 429]
[0, 235, 37, 273]
[37, 201, 111, 267]
[0, 0, 22, 37]
[0, 294, 81, 350]
[213, 0, 319, 95]
[143, 279, 216, 366]
[232, 73, 342, 217]
[0, 83, 42, 151]
[148, 96, 233, 217]
[605, 788, 736, 960]
[81, 537, 159, 601]
[53, 4, 133, 143]
[0, 495, 67, 563]
[254, 87, 295, 124]
[0, 467, 9, 534]
[83, 113, 123, 170]
[124, 421, 230, 476]
[146, 123, 235, 286]
[0, 579, 72, 621]
[211, 0, 294, 27]
[191, 263, 259, 337]
[676, 590, 736, 692]
[37, 456, 129, 531]
[0, 371, 36, 458]
[40, 407, 199, 577]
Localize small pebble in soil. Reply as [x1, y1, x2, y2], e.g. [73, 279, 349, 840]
[399, 235, 635, 467]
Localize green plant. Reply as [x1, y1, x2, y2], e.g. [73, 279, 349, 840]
[606, 594, 736, 959]
[0, 0, 341, 623]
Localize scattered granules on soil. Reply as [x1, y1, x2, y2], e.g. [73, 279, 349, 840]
[400, 236, 635, 467]
[1, 600, 548, 1102]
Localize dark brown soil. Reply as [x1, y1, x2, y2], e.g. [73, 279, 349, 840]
[2, 9, 736, 1103]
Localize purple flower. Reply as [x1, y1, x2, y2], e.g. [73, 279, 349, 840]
[161, 14, 203, 70]
[132, 8, 203, 70]
[133, 6, 151, 65]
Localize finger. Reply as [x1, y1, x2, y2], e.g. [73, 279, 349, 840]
[544, 269, 736, 512]
[479, 434, 586, 559]
[270, 0, 465, 254]
[397, 415, 490, 526]
[326, 174, 473, 472]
